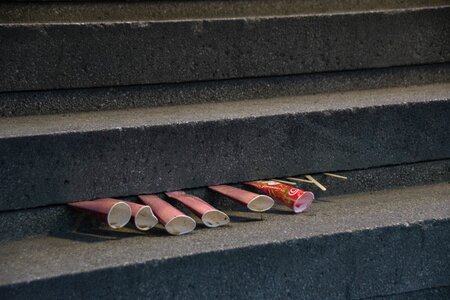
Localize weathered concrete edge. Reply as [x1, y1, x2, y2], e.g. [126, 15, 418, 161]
[1, 63, 449, 117]
[367, 286, 450, 300]
[1, 0, 449, 23]
[1, 6, 448, 91]
[1, 219, 448, 299]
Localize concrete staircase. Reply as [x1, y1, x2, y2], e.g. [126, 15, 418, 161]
[0, 1, 449, 298]
[1, 183, 450, 299]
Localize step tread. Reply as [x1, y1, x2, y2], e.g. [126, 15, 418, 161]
[1, 183, 449, 287]
[0, 159, 448, 242]
[1, 64, 449, 118]
[1, 83, 449, 138]
[0, 82, 449, 211]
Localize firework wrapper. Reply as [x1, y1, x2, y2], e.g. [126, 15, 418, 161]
[245, 181, 314, 213]
[67, 198, 131, 229]
[166, 191, 230, 227]
[122, 201, 158, 231]
[138, 195, 196, 235]
[208, 185, 274, 212]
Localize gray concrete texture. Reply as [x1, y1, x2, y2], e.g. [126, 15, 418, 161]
[0, 6, 449, 92]
[370, 287, 450, 299]
[0, 0, 449, 23]
[0, 159, 448, 242]
[0, 83, 449, 211]
[2, 0, 449, 23]
[0, 183, 449, 298]
[1, 63, 449, 117]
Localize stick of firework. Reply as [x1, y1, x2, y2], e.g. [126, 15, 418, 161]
[288, 176, 327, 191]
[272, 179, 297, 185]
[67, 198, 131, 229]
[121, 201, 158, 231]
[208, 185, 274, 212]
[287, 177, 313, 184]
[323, 172, 348, 180]
[166, 191, 230, 228]
[245, 180, 314, 213]
[305, 175, 327, 191]
[138, 195, 196, 235]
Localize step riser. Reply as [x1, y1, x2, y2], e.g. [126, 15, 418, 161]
[1, 7, 449, 92]
[1, 219, 449, 299]
[1, 63, 449, 117]
[1, 99, 449, 211]
[0, 159, 448, 242]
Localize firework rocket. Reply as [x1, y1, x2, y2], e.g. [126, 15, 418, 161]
[68, 198, 132, 229]
[208, 185, 274, 212]
[138, 195, 196, 235]
[166, 191, 230, 227]
[245, 181, 314, 213]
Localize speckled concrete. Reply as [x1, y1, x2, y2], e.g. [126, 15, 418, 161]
[0, 183, 449, 298]
[1, 159, 448, 242]
[0, 83, 449, 211]
[2, 0, 448, 23]
[369, 287, 450, 299]
[1, 6, 449, 91]
[1, 63, 449, 117]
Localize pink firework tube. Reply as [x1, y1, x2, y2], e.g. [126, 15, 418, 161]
[138, 195, 196, 235]
[165, 191, 230, 228]
[121, 201, 158, 231]
[208, 185, 274, 212]
[245, 181, 314, 213]
[67, 198, 132, 229]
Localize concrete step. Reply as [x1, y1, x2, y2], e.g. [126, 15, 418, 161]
[1, 159, 448, 242]
[0, 4, 448, 91]
[3, 0, 449, 23]
[1, 63, 449, 117]
[0, 83, 449, 211]
[0, 183, 449, 299]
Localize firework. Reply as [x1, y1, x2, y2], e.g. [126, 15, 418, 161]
[208, 185, 274, 212]
[245, 181, 314, 213]
[138, 195, 196, 235]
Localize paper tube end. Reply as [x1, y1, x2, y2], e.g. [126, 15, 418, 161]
[293, 192, 314, 213]
[107, 201, 132, 229]
[202, 210, 230, 227]
[165, 215, 196, 235]
[247, 195, 274, 212]
[134, 206, 158, 231]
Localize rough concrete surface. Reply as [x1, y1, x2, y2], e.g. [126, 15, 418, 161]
[0, 83, 449, 211]
[0, 183, 449, 299]
[0, 63, 449, 117]
[369, 286, 450, 299]
[0, 6, 449, 91]
[2, 0, 448, 23]
[0, 159, 448, 242]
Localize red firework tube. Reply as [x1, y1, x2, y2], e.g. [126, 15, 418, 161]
[245, 180, 314, 213]
[165, 191, 230, 228]
[208, 185, 274, 212]
[67, 198, 132, 229]
[138, 195, 196, 235]
[121, 201, 158, 231]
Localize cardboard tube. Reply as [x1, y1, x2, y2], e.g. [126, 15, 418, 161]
[122, 201, 158, 231]
[166, 191, 230, 228]
[208, 185, 274, 212]
[138, 195, 196, 235]
[67, 198, 131, 229]
[245, 181, 314, 213]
